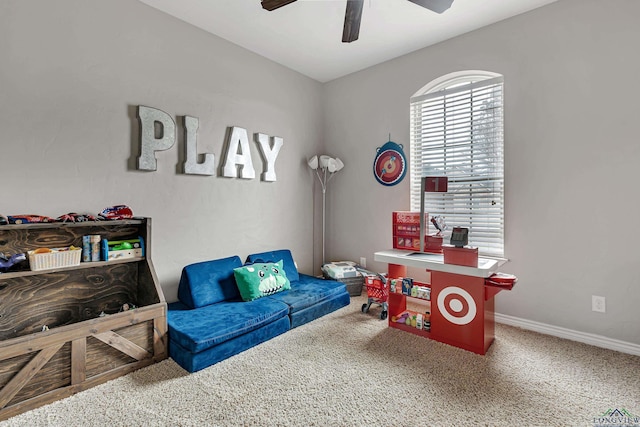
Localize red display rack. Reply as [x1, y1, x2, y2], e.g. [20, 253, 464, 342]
[392, 211, 442, 253]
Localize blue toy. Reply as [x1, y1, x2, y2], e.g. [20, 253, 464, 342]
[0, 253, 27, 272]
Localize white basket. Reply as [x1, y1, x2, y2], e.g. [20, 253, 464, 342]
[28, 248, 82, 271]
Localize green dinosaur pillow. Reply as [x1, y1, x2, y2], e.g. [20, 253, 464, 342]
[233, 260, 291, 302]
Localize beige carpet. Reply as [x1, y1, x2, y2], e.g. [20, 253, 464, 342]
[2, 295, 639, 427]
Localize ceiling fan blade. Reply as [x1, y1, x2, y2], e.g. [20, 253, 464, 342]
[261, 0, 297, 11]
[407, 0, 454, 14]
[342, 0, 364, 43]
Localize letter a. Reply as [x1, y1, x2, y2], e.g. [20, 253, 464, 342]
[222, 126, 255, 179]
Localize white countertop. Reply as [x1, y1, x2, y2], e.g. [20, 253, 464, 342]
[374, 249, 506, 278]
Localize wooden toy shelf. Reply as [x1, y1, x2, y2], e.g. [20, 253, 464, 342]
[0, 219, 167, 421]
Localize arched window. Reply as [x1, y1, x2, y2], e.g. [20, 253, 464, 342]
[410, 71, 504, 257]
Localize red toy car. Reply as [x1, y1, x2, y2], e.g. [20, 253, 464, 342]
[98, 205, 134, 220]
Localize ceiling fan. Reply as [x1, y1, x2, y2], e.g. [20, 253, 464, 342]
[261, 0, 454, 43]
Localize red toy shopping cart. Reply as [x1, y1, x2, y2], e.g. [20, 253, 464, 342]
[361, 273, 389, 320]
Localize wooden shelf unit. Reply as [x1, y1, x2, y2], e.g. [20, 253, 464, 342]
[0, 219, 167, 420]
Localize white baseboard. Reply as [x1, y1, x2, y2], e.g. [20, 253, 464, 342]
[495, 313, 640, 357]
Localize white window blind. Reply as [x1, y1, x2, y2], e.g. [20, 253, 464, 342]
[410, 75, 504, 257]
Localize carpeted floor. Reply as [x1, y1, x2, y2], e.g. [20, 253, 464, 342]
[2, 295, 639, 427]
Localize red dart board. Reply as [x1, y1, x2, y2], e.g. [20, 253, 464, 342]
[373, 141, 407, 186]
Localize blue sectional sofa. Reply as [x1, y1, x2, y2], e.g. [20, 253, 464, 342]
[167, 249, 351, 373]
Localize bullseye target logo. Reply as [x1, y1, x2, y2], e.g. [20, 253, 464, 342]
[437, 286, 477, 325]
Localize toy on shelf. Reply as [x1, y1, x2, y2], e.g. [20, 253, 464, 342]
[98, 205, 133, 220]
[0, 252, 27, 272]
[390, 311, 429, 330]
[100, 237, 144, 261]
[392, 311, 410, 324]
[6, 215, 55, 224]
[56, 213, 97, 222]
[389, 276, 432, 332]
[2, 209, 129, 225]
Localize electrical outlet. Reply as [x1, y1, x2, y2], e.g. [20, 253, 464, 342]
[592, 295, 606, 313]
[360, 257, 366, 268]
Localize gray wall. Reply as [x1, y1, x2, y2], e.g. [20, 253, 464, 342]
[2, 0, 638, 346]
[324, 0, 640, 345]
[0, 0, 324, 301]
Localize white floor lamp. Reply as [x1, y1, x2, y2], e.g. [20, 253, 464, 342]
[308, 155, 344, 268]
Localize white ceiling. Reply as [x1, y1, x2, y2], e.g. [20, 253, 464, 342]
[138, 0, 558, 83]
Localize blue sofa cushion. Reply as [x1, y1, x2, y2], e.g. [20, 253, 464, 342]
[167, 298, 290, 354]
[177, 256, 242, 309]
[169, 315, 291, 373]
[245, 249, 299, 282]
[265, 273, 347, 314]
[289, 291, 351, 329]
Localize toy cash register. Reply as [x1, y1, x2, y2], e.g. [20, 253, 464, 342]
[443, 227, 478, 267]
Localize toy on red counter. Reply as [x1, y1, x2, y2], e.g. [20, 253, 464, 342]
[430, 215, 447, 236]
[56, 213, 98, 223]
[392, 312, 410, 324]
[98, 205, 133, 220]
[7, 215, 55, 224]
[485, 272, 517, 288]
